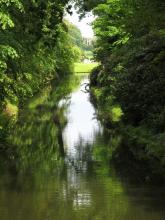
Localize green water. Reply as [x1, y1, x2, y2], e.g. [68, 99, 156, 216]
[0, 75, 165, 220]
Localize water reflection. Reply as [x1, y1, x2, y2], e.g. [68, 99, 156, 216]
[63, 77, 102, 160]
[0, 75, 165, 220]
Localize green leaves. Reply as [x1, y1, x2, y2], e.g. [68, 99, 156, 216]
[0, 0, 76, 110]
[90, 0, 165, 131]
[0, 0, 23, 9]
[0, 45, 18, 59]
[0, 12, 14, 29]
[0, 0, 24, 29]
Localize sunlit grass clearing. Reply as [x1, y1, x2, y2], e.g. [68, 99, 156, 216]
[74, 62, 98, 73]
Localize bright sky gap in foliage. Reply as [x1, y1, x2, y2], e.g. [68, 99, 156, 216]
[65, 5, 95, 38]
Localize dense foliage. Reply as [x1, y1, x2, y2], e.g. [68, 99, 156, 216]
[0, 0, 76, 111]
[67, 20, 94, 61]
[68, 21, 84, 48]
[85, 0, 165, 181]
[0, 0, 81, 138]
[66, 21, 84, 61]
[90, 0, 165, 127]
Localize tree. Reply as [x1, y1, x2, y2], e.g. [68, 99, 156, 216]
[89, 0, 165, 129]
[0, 0, 78, 137]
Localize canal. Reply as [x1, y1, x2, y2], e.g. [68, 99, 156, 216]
[0, 74, 165, 220]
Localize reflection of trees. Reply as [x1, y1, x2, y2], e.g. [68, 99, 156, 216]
[0, 75, 164, 220]
[66, 128, 112, 175]
[0, 160, 164, 220]
[74, 136, 93, 161]
[2, 76, 79, 173]
[0, 74, 88, 173]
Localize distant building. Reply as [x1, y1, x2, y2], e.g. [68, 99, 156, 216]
[83, 58, 92, 64]
[83, 37, 93, 46]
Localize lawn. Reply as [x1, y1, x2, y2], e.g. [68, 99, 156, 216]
[74, 62, 98, 73]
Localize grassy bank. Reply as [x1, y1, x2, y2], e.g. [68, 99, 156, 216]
[74, 62, 98, 73]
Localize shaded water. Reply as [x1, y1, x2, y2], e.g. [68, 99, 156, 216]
[0, 75, 165, 220]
